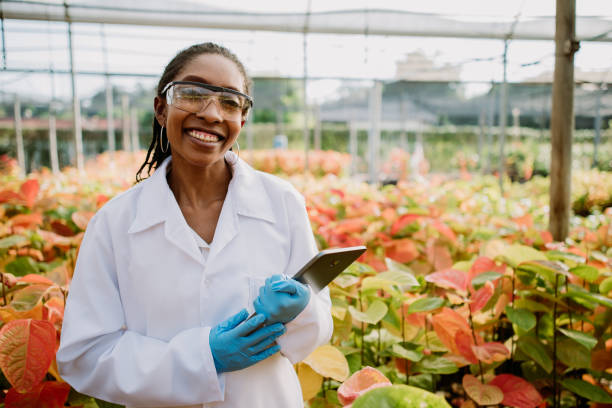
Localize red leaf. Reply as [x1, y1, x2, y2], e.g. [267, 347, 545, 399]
[431, 219, 457, 243]
[383, 238, 419, 263]
[337, 366, 391, 405]
[335, 218, 369, 235]
[426, 269, 467, 292]
[0, 319, 57, 392]
[470, 281, 495, 313]
[43, 298, 64, 330]
[18, 275, 55, 286]
[50, 221, 75, 237]
[5, 381, 71, 408]
[390, 214, 422, 236]
[472, 342, 510, 364]
[489, 374, 543, 408]
[19, 180, 39, 209]
[468, 257, 506, 288]
[0, 190, 22, 204]
[426, 241, 454, 271]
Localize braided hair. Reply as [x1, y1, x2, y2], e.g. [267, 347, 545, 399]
[135, 43, 252, 182]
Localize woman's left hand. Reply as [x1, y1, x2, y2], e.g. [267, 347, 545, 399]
[253, 275, 311, 324]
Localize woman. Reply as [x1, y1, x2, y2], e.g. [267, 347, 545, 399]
[57, 43, 333, 408]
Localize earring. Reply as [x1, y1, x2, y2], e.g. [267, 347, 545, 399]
[159, 126, 169, 153]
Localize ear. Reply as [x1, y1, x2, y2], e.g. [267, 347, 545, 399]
[153, 95, 167, 127]
[241, 120, 245, 127]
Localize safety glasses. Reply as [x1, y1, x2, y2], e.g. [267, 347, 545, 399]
[162, 81, 253, 120]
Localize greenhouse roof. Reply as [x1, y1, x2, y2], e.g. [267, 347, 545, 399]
[2, 0, 612, 42]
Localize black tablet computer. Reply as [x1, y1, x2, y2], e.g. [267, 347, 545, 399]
[292, 246, 367, 292]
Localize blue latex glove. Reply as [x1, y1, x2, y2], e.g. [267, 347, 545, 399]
[253, 274, 311, 324]
[209, 309, 285, 373]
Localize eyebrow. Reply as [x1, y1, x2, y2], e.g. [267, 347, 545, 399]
[179, 75, 241, 92]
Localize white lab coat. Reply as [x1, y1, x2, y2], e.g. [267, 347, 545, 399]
[57, 152, 333, 408]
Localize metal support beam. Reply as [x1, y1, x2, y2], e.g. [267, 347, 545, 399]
[48, 107, 59, 174]
[499, 39, 508, 193]
[65, 3, 84, 171]
[14, 95, 24, 176]
[121, 94, 131, 151]
[368, 81, 382, 184]
[549, 0, 579, 241]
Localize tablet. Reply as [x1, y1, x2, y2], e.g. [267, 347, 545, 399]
[292, 246, 367, 292]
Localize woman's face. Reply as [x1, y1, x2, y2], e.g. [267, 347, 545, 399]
[156, 53, 246, 169]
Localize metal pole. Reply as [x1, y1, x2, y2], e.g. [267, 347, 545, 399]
[349, 121, 357, 176]
[130, 107, 139, 151]
[65, 2, 84, 171]
[592, 83, 604, 168]
[486, 83, 495, 174]
[302, 0, 311, 170]
[478, 109, 485, 169]
[1, 2, 7, 69]
[499, 39, 508, 193]
[101, 24, 116, 153]
[549, 0, 578, 241]
[14, 96, 25, 177]
[49, 106, 59, 174]
[314, 104, 321, 151]
[368, 81, 382, 184]
[121, 94, 131, 151]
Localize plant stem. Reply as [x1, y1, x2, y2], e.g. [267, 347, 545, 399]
[553, 274, 559, 408]
[511, 266, 516, 360]
[564, 278, 572, 328]
[467, 302, 485, 382]
[0, 273, 6, 306]
[402, 300, 408, 383]
[377, 321, 381, 366]
[359, 290, 364, 368]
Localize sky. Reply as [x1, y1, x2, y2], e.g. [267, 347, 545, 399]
[0, 0, 611, 105]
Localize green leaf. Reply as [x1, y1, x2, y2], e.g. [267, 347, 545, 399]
[513, 298, 550, 313]
[561, 379, 612, 403]
[556, 338, 591, 369]
[412, 355, 458, 374]
[333, 273, 360, 288]
[352, 384, 451, 408]
[0, 235, 28, 249]
[545, 250, 585, 264]
[349, 300, 388, 325]
[391, 343, 424, 362]
[452, 261, 472, 272]
[378, 268, 420, 289]
[517, 260, 570, 283]
[565, 287, 612, 308]
[345, 262, 377, 276]
[4, 257, 38, 277]
[517, 336, 553, 373]
[569, 265, 599, 283]
[471, 271, 503, 289]
[557, 328, 597, 350]
[505, 307, 536, 331]
[600, 276, 612, 294]
[500, 244, 547, 268]
[408, 374, 434, 392]
[407, 297, 445, 314]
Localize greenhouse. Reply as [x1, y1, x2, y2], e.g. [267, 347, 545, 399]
[0, 0, 611, 407]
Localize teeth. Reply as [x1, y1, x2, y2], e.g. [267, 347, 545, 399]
[187, 129, 220, 142]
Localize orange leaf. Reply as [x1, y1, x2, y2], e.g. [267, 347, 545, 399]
[71, 211, 94, 230]
[19, 180, 39, 209]
[9, 213, 43, 230]
[489, 374, 543, 408]
[5, 381, 70, 408]
[469, 257, 506, 285]
[432, 308, 472, 354]
[462, 374, 503, 406]
[431, 219, 457, 243]
[0, 319, 57, 392]
[427, 242, 453, 271]
[337, 366, 391, 406]
[455, 331, 478, 364]
[0, 190, 22, 204]
[43, 297, 64, 329]
[384, 238, 419, 263]
[426, 269, 467, 292]
[335, 218, 368, 235]
[18, 275, 55, 286]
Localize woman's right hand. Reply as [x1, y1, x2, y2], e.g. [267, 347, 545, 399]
[209, 309, 285, 373]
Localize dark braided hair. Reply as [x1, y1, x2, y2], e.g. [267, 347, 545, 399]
[135, 43, 252, 182]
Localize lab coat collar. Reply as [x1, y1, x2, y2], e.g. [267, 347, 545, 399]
[128, 151, 276, 236]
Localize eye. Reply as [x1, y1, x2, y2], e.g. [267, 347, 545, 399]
[219, 96, 241, 110]
[178, 86, 208, 100]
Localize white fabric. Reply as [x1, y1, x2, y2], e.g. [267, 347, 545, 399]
[57, 151, 333, 408]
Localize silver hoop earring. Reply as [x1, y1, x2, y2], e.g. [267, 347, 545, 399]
[159, 126, 169, 153]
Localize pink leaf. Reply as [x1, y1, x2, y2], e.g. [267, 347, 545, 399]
[489, 374, 543, 408]
[337, 366, 391, 406]
[472, 342, 510, 364]
[470, 281, 495, 313]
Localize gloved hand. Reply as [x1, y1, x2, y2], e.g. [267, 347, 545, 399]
[253, 274, 311, 324]
[209, 309, 285, 373]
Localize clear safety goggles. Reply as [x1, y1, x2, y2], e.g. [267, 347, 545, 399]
[162, 81, 253, 120]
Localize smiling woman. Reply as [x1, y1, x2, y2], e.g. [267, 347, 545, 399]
[55, 43, 333, 408]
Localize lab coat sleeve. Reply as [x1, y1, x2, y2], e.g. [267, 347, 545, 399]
[276, 190, 333, 364]
[56, 212, 225, 407]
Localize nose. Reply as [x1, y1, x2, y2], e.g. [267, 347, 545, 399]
[195, 98, 223, 123]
